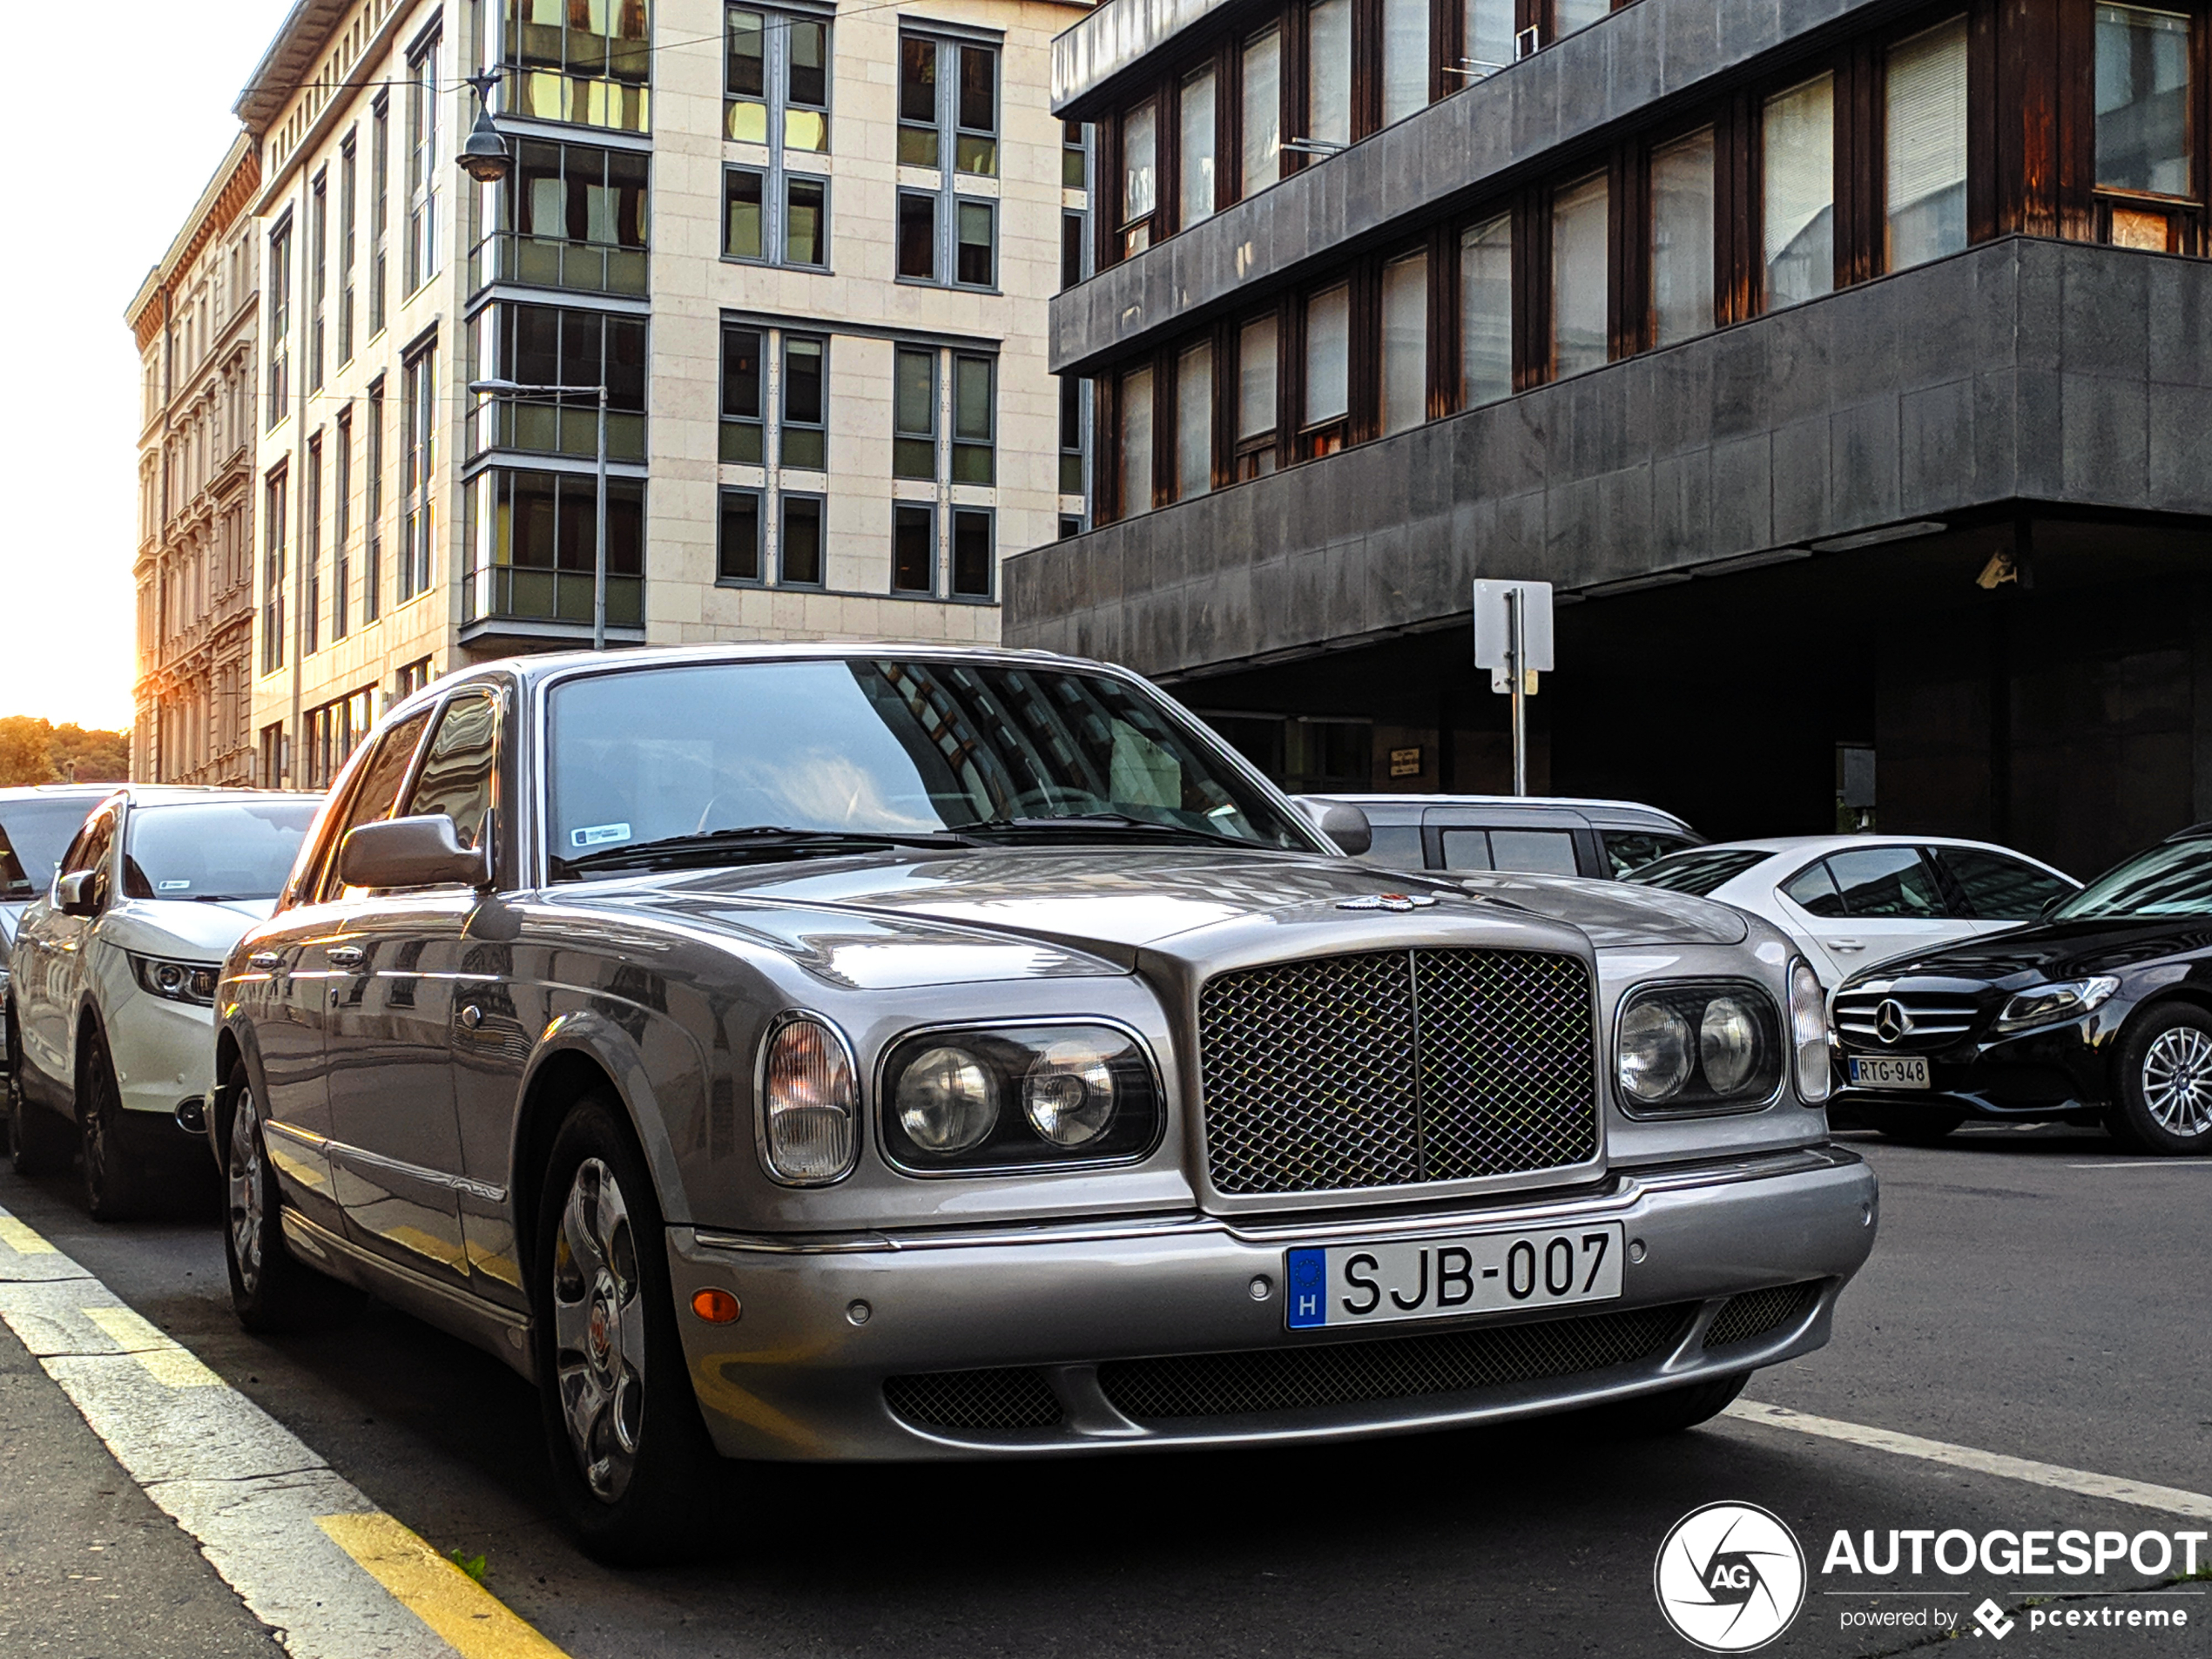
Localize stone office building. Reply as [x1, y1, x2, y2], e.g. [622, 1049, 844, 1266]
[1015, 0, 2212, 879]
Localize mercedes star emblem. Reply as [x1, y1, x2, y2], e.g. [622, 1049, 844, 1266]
[1873, 999, 1914, 1044]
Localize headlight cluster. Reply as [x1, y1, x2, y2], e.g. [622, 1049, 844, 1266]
[1788, 958, 1831, 1104]
[758, 1016, 860, 1184]
[881, 1024, 1159, 1172]
[130, 954, 219, 1008]
[1993, 975, 2120, 1033]
[1616, 981, 1784, 1111]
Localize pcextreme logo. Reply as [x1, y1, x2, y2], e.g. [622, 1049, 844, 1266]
[1655, 1502, 1810, 1652]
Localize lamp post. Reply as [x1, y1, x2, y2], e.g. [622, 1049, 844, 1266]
[457, 73, 513, 184]
[469, 378, 611, 650]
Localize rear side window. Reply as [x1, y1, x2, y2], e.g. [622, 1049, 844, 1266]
[1439, 828, 1493, 871]
[1491, 829, 1579, 874]
[1358, 824, 1424, 869]
[1602, 830, 1695, 877]
[1780, 860, 1844, 916]
[1627, 846, 1766, 896]
[402, 691, 502, 853]
[314, 709, 434, 902]
[1934, 846, 2074, 921]
[1801, 846, 1947, 919]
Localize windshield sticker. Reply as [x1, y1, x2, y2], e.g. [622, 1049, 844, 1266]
[156, 880, 192, 892]
[571, 823, 632, 849]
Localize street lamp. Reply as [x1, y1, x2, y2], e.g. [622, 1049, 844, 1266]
[456, 73, 513, 184]
[469, 377, 612, 650]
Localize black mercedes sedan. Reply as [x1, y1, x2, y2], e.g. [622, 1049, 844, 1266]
[1831, 825, 2212, 1156]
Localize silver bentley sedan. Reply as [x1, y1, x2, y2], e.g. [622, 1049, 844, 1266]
[209, 644, 1878, 1561]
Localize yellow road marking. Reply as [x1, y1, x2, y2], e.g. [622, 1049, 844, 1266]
[317, 1513, 573, 1659]
[0, 1217, 56, 1254]
[83, 1306, 224, 1387]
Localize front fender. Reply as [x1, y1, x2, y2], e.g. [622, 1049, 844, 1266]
[514, 1007, 705, 1229]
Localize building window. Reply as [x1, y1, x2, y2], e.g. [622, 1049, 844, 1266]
[955, 200, 995, 287]
[718, 487, 763, 583]
[1180, 67, 1217, 228]
[499, 0, 651, 132]
[473, 304, 648, 462]
[726, 9, 829, 150]
[1460, 212, 1512, 405]
[370, 98, 390, 335]
[951, 508, 992, 597]
[1121, 98, 1157, 253]
[1060, 374, 1089, 497]
[467, 469, 646, 625]
[1175, 340, 1212, 498]
[1302, 280, 1350, 455]
[1235, 312, 1278, 478]
[406, 34, 442, 295]
[1383, 0, 1430, 125]
[894, 347, 936, 479]
[717, 322, 828, 471]
[893, 501, 934, 591]
[1552, 171, 1608, 377]
[1064, 119, 1089, 189]
[304, 435, 322, 654]
[1764, 72, 1835, 309]
[782, 335, 826, 469]
[722, 325, 765, 462]
[259, 723, 285, 787]
[487, 139, 651, 296]
[1651, 127, 1716, 345]
[261, 469, 287, 674]
[334, 410, 352, 639]
[1380, 248, 1427, 435]
[897, 35, 999, 287]
[1886, 17, 1968, 271]
[394, 657, 435, 702]
[309, 171, 328, 394]
[781, 494, 824, 585]
[1306, 0, 1352, 151]
[364, 379, 384, 623]
[1464, 0, 1513, 81]
[950, 354, 993, 483]
[266, 219, 291, 428]
[1063, 210, 1088, 289]
[898, 191, 935, 279]
[302, 689, 377, 790]
[338, 136, 357, 365]
[2096, 3, 2191, 218]
[401, 344, 435, 602]
[1242, 27, 1283, 196]
[1118, 363, 1154, 514]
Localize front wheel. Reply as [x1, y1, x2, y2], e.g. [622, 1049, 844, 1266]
[78, 1030, 145, 1222]
[532, 1096, 720, 1564]
[2110, 1004, 2212, 1156]
[223, 1062, 362, 1332]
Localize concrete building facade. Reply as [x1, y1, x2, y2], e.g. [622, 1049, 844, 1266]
[1017, 0, 2212, 879]
[234, 0, 1090, 790]
[127, 136, 264, 786]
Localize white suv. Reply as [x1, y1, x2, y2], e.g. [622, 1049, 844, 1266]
[4, 787, 321, 1218]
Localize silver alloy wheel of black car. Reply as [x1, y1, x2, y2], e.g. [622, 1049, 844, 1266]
[551, 1157, 647, 1503]
[2139, 1024, 2212, 1137]
[228, 1083, 267, 1297]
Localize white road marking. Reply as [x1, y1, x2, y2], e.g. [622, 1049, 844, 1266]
[2066, 1159, 2212, 1170]
[1726, 1400, 2212, 1521]
[0, 1204, 570, 1659]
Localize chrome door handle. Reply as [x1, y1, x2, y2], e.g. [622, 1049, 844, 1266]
[326, 946, 366, 969]
[247, 951, 283, 971]
[1826, 939, 1865, 953]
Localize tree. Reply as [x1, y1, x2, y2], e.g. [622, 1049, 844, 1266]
[0, 718, 57, 786]
[0, 718, 132, 787]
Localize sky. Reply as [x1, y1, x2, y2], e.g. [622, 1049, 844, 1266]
[0, 1, 292, 732]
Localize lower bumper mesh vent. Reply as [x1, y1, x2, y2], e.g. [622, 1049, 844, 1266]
[1703, 1282, 1823, 1350]
[1097, 1304, 1694, 1422]
[885, 1367, 1063, 1431]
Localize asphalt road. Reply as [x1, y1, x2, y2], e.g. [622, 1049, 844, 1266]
[3, 1123, 2207, 1659]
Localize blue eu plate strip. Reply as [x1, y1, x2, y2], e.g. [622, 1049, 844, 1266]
[1285, 1248, 1327, 1329]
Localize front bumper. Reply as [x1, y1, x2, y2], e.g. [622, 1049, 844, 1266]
[665, 1144, 1878, 1461]
[1834, 1013, 2114, 1120]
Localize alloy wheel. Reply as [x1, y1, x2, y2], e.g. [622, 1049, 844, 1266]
[550, 1157, 646, 1503]
[227, 1087, 265, 1292]
[2140, 1026, 2212, 1136]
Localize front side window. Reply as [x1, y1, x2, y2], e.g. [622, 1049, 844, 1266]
[1241, 27, 1282, 195]
[1886, 17, 1968, 271]
[1306, 0, 1352, 150]
[1652, 128, 1716, 345]
[2096, 3, 2192, 199]
[1380, 248, 1428, 435]
[1764, 73, 1836, 309]
[500, 0, 651, 132]
[1175, 340, 1212, 498]
[1460, 212, 1512, 406]
[403, 691, 501, 854]
[1302, 281, 1350, 455]
[1932, 846, 2076, 920]
[1552, 171, 1608, 377]
[311, 706, 432, 902]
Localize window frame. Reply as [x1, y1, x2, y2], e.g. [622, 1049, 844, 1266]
[898, 31, 1004, 288]
[717, 484, 765, 585]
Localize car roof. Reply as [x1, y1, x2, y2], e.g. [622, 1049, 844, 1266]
[1653, 834, 2079, 880]
[0, 783, 120, 802]
[1309, 793, 1698, 833]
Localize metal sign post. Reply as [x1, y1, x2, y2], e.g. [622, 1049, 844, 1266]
[1472, 579, 1555, 798]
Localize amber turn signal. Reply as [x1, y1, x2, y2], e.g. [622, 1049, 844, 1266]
[691, 1288, 742, 1325]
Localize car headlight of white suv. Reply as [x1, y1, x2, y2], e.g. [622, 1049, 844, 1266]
[129, 954, 219, 1008]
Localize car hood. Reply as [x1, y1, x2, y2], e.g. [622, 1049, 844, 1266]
[550, 846, 1739, 986]
[1844, 916, 2212, 989]
[1444, 871, 1750, 947]
[105, 897, 279, 963]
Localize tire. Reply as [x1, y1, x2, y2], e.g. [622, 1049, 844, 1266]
[2108, 1003, 2212, 1157]
[531, 1096, 721, 1565]
[1865, 1106, 1966, 1146]
[222, 1061, 364, 1332]
[6, 1002, 71, 1177]
[1589, 1371, 1750, 1437]
[78, 1029, 145, 1222]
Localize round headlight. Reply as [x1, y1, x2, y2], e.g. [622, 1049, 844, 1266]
[1620, 1001, 1692, 1102]
[156, 962, 185, 995]
[895, 1046, 999, 1154]
[1022, 1039, 1117, 1147]
[1699, 995, 1760, 1095]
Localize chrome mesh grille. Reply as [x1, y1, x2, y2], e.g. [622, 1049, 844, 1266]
[1703, 1281, 1822, 1349]
[1198, 948, 1597, 1195]
[883, 1367, 1063, 1431]
[1098, 1304, 1693, 1421]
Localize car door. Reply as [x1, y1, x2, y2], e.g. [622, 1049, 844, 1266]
[17, 807, 116, 1092]
[1928, 844, 2079, 937]
[1778, 846, 1959, 980]
[326, 689, 498, 1289]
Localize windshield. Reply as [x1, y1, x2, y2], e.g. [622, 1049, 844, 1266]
[2051, 839, 2212, 921]
[546, 658, 1318, 880]
[1624, 846, 1770, 897]
[121, 801, 322, 901]
[0, 797, 103, 900]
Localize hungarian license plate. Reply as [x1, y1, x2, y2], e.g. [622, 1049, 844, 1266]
[1285, 1222, 1624, 1331]
[1847, 1055, 1930, 1089]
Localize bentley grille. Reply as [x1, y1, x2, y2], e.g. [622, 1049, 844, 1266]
[1197, 948, 1598, 1196]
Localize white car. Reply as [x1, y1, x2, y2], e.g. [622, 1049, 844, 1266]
[4, 787, 322, 1218]
[1623, 834, 2081, 987]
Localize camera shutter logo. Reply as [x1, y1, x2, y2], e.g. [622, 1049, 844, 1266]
[1653, 1502, 1807, 1652]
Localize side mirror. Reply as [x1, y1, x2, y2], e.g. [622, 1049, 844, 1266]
[1294, 796, 1372, 858]
[338, 815, 492, 892]
[56, 870, 100, 918]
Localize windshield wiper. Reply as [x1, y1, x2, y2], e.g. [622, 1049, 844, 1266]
[961, 811, 1262, 850]
[558, 825, 976, 875]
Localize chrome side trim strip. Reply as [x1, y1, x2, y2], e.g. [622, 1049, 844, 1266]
[280, 1207, 530, 1336]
